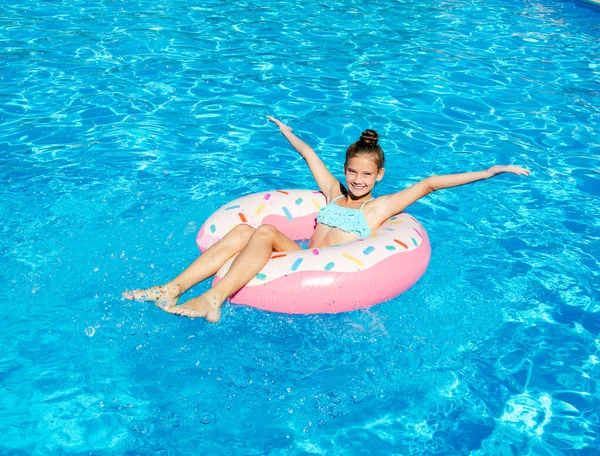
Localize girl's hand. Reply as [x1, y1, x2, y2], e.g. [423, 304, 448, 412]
[266, 116, 337, 197]
[267, 116, 292, 134]
[487, 165, 531, 176]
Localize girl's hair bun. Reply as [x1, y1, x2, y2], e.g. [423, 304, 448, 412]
[346, 128, 384, 169]
[359, 129, 379, 146]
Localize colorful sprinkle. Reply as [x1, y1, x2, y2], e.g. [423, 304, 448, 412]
[390, 216, 398, 221]
[312, 191, 321, 194]
[388, 220, 405, 224]
[312, 198, 321, 210]
[382, 228, 394, 232]
[225, 205, 240, 211]
[255, 204, 266, 215]
[282, 206, 293, 221]
[343, 253, 364, 267]
[311, 249, 319, 255]
[393, 239, 409, 249]
[324, 262, 335, 271]
[413, 228, 422, 238]
[410, 216, 418, 223]
[276, 190, 289, 195]
[264, 193, 271, 200]
[210, 224, 216, 233]
[255, 273, 267, 280]
[363, 246, 375, 255]
[291, 258, 303, 271]
[385, 245, 397, 251]
[411, 237, 418, 246]
[271, 254, 287, 259]
[238, 212, 247, 223]
[295, 198, 303, 205]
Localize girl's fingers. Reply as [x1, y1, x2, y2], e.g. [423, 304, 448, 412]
[511, 166, 530, 176]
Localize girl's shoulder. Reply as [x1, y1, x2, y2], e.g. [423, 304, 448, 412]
[325, 181, 347, 202]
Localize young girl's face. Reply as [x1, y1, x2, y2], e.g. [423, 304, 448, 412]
[344, 155, 384, 198]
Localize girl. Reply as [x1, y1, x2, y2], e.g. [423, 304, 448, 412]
[123, 117, 530, 322]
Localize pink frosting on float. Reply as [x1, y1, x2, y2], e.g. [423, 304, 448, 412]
[213, 230, 431, 314]
[261, 213, 317, 241]
[196, 224, 220, 252]
[196, 214, 317, 252]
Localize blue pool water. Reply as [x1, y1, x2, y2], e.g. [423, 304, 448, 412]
[1, 0, 599, 453]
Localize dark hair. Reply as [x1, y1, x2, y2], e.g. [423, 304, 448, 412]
[345, 129, 385, 169]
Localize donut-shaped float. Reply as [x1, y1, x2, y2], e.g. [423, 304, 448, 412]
[196, 190, 430, 314]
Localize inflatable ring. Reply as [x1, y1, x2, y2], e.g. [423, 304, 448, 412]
[196, 190, 431, 314]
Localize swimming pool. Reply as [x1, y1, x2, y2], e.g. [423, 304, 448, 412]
[1, 0, 599, 453]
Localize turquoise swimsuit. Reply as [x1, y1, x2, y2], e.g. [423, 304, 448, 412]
[316, 195, 374, 238]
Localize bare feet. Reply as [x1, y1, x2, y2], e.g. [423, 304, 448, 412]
[122, 284, 181, 310]
[165, 292, 223, 323]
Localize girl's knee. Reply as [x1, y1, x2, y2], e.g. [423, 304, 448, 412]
[229, 224, 255, 244]
[232, 223, 255, 235]
[253, 224, 278, 238]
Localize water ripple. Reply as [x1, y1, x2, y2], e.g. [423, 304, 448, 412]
[1, 0, 599, 453]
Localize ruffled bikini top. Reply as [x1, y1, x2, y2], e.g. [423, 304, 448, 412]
[315, 195, 374, 238]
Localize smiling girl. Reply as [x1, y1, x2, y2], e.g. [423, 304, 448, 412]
[123, 116, 529, 322]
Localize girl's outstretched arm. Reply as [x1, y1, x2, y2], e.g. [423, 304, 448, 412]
[267, 116, 339, 199]
[374, 165, 530, 221]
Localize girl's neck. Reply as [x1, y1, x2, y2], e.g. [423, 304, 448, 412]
[345, 191, 373, 203]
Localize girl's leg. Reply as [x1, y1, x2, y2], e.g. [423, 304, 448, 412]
[167, 225, 301, 322]
[122, 224, 256, 309]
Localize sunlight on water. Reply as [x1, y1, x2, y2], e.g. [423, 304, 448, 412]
[1, 0, 599, 453]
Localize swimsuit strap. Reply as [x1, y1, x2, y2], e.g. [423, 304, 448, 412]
[360, 198, 374, 211]
[330, 195, 374, 209]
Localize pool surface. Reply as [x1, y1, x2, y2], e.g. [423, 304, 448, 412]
[1, 0, 599, 454]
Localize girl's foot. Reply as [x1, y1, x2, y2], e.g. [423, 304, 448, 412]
[122, 285, 181, 310]
[166, 293, 223, 323]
